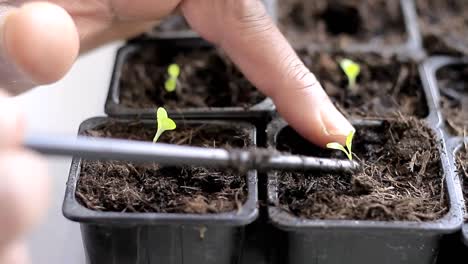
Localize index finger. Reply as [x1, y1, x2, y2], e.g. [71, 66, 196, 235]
[184, 0, 354, 147]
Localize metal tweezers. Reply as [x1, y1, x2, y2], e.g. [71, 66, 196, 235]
[24, 135, 359, 173]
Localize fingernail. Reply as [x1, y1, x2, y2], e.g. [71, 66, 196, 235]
[320, 100, 355, 140]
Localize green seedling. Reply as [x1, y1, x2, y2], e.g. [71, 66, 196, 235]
[339, 58, 360, 90]
[326, 130, 355, 161]
[153, 107, 177, 143]
[164, 63, 181, 92]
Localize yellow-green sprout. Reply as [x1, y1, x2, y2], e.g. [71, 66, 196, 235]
[164, 64, 181, 92]
[153, 107, 177, 143]
[339, 59, 360, 90]
[326, 130, 355, 160]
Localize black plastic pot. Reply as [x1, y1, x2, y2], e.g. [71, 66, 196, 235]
[63, 117, 259, 264]
[420, 56, 468, 140]
[105, 38, 275, 120]
[454, 139, 468, 246]
[418, 56, 468, 263]
[277, 0, 424, 59]
[265, 117, 464, 264]
[431, 137, 468, 264]
[414, 0, 468, 56]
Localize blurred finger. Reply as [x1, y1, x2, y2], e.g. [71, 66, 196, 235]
[0, 2, 79, 94]
[0, 91, 24, 147]
[0, 241, 29, 264]
[0, 150, 50, 248]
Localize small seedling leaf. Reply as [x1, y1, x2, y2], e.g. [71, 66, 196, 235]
[157, 107, 168, 120]
[326, 143, 348, 153]
[339, 59, 360, 89]
[168, 64, 180, 78]
[340, 59, 360, 77]
[346, 130, 355, 154]
[161, 118, 177, 130]
[153, 107, 176, 143]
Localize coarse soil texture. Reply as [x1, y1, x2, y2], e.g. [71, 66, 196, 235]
[76, 120, 252, 214]
[416, 0, 468, 55]
[279, 0, 407, 48]
[276, 118, 448, 221]
[119, 45, 265, 109]
[299, 51, 428, 118]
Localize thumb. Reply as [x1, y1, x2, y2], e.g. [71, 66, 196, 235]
[0, 2, 79, 95]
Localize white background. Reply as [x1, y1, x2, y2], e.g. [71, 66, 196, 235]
[13, 42, 121, 264]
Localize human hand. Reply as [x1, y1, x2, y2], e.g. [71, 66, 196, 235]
[0, 91, 49, 263]
[0, 0, 353, 146]
[0, 2, 353, 261]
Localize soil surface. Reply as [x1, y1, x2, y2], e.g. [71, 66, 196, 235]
[76, 121, 251, 214]
[299, 51, 428, 118]
[276, 118, 448, 221]
[279, 0, 407, 48]
[119, 45, 265, 109]
[437, 65, 468, 136]
[457, 145, 468, 217]
[416, 0, 468, 55]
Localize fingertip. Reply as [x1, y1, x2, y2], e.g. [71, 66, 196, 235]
[3, 2, 79, 85]
[317, 99, 355, 146]
[272, 75, 354, 148]
[0, 151, 50, 245]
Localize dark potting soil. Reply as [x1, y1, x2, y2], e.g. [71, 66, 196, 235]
[279, 0, 407, 48]
[76, 121, 251, 214]
[276, 118, 448, 221]
[456, 146, 468, 217]
[416, 0, 468, 55]
[299, 51, 428, 118]
[437, 65, 468, 136]
[119, 46, 265, 109]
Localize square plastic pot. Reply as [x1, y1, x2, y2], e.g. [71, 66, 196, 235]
[420, 56, 468, 141]
[105, 38, 275, 120]
[277, 0, 424, 59]
[63, 117, 259, 264]
[448, 138, 468, 247]
[415, 0, 468, 56]
[265, 118, 464, 264]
